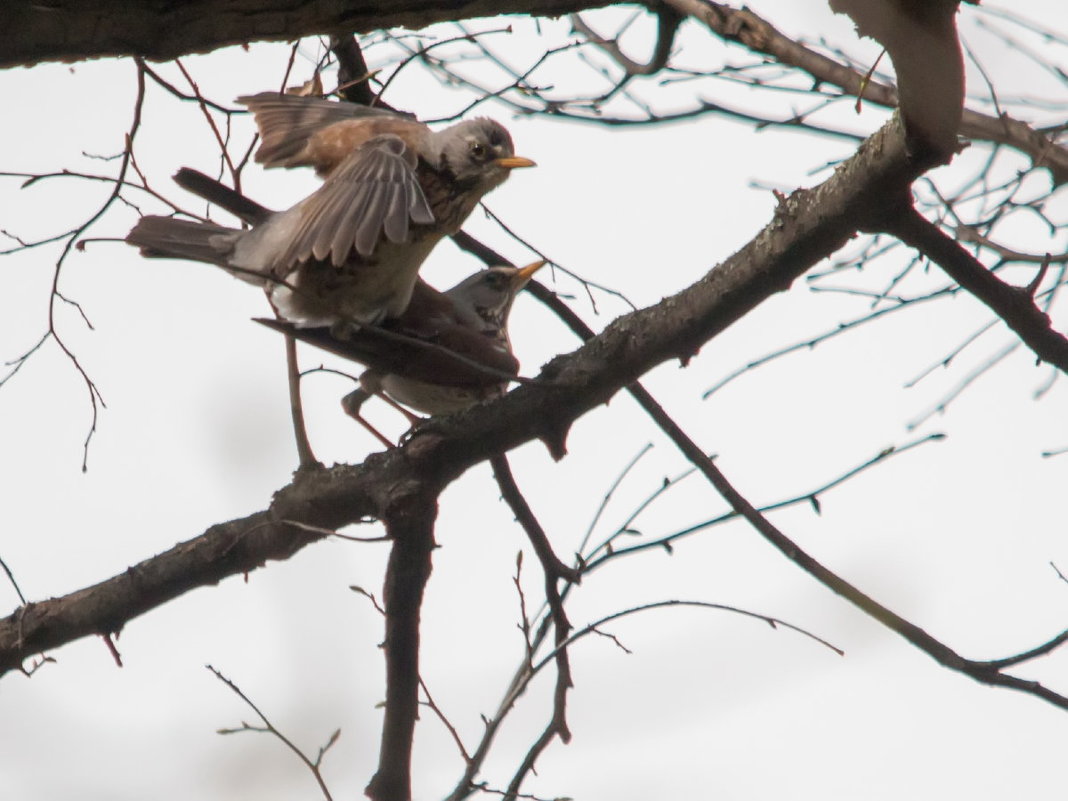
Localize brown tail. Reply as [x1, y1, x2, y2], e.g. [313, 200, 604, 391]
[125, 216, 237, 267]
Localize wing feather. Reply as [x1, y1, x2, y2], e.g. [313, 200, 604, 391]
[238, 92, 401, 169]
[274, 134, 433, 272]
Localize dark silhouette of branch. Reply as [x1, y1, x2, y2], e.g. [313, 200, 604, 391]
[450, 591, 843, 801]
[583, 433, 946, 572]
[209, 665, 337, 801]
[631, 389, 1068, 710]
[905, 343, 1019, 430]
[701, 285, 956, 399]
[884, 207, 1068, 374]
[541, 600, 844, 667]
[365, 493, 439, 801]
[329, 34, 376, 106]
[47, 60, 148, 470]
[576, 443, 655, 556]
[0, 557, 27, 607]
[956, 227, 1068, 265]
[492, 455, 580, 584]
[490, 455, 575, 795]
[418, 677, 471, 762]
[2, 0, 617, 69]
[571, 4, 683, 76]
[664, 0, 1068, 184]
[0, 115, 946, 678]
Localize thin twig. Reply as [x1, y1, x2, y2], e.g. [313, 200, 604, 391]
[208, 665, 336, 801]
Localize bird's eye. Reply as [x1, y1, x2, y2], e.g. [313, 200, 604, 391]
[470, 141, 487, 159]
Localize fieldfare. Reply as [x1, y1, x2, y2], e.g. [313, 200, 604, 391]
[258, 258, 545, 420]
[125, 93, 534, 328]
[142, 169, 544, 440]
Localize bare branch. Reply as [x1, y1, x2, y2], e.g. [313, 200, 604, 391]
[885, 207, 1068, 374]
[583, 434, 946, 572]
[209, 665, 336, 801]
[664, 0, 1068, 183]
[631, 389, 1068, 711]
[0, 556, 27, 606]
[365, 494, 438, 801]
[0, 115, 941, 678]
[571, 5, 683, 76]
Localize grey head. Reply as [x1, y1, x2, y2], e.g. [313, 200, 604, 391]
[446, 260, 547, 333]
[430, 119, 536, 192]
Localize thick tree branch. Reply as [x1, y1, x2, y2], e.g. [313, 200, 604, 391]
[3, 0, 613, 69]
[885, 207, 1068, 373]
[365, 492, 440, 801]
[829, 0, 964, 155]
[0, 114, 928, 676]
[665, 0, 1068, 184]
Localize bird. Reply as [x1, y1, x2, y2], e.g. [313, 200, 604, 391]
[257, 258, 546, 420]
[140, 168, 545, 441]
[126, 93, 535, 329]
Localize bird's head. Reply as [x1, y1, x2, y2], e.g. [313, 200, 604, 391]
[447, 259, 547, 331]
[434, 119, 536, 191]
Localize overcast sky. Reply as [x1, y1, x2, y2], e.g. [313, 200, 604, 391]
[2, 3, 1068, 800]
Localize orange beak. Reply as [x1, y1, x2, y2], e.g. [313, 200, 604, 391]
[513, 259, 548, 286]
[495, 156, 537, 169]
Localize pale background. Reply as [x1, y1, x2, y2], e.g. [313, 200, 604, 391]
[2, 2, 1067, 799]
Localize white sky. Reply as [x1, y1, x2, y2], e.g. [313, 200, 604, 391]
[2, 2, 1068, 800]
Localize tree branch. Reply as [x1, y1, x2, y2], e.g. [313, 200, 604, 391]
[0, 113, 928, 676]
[365, 491, 440, 801]
[884, 207, 1068, 374]
[637, 388, 1068, 710]
[664, 0, 1068, 184]
[3, 0, 615, 68]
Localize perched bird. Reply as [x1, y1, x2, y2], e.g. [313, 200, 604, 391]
[140, 168, 544, 438]
[257, 258, 546, 421]
[126, 93, 535, 328]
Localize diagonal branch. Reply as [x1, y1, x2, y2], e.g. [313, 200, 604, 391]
[0, 114, 929, 677]
[3, 0, 618, 69]
[490, 454, 575, 796]
[884, 207, 1068, 373]
[571, 4, 684, 76]
[665, 0, 1068, 184]
[633, 389, 1068, 710]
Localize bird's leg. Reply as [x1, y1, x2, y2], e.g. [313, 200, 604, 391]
[357, 369, 423, 428]
[376, 392, 423, 427]
[340, 386, 395, 449]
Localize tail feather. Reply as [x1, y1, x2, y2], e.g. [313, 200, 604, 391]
[173, 168, 274, 227]
[125, 216, 238, 267]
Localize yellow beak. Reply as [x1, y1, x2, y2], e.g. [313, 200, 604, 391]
[495, 156, 537, 169]
[513, 259, 548, 286]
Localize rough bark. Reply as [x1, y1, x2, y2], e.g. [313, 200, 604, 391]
[2, 0, 610, 68]
[1, 113, 941, 675]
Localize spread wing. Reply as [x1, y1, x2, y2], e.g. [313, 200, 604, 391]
[238, 91, 404, 170]
[274, 134, 436, 270]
